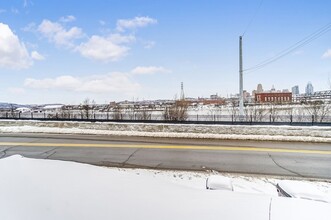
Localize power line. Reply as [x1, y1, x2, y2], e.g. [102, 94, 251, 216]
[242, 0, 264, 37]
[245, 23, 331, 72]
[244, 22, 331, 73]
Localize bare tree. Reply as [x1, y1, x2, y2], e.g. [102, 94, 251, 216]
[59, 105, 71, 119]
[9, 104, 15, 118]
[284, 106, 294, 123]
[229, 99, 239, 122]
[268, 103, 281, 123]
[207, 106, 222, 121]
[113, 104, 123, 120]
[163, 100, 189, 121]
[256, 105, 269, 122]
[136, 107, 152, 120]
[126, 108, 136, 120]
[304, 101, 331, 123]
[81, 98, 95, 119]
[244, 104, 268, 122]
[292, 105, 306, 122]
[104, 102, 115, 120]
[245, 105, 257, 122]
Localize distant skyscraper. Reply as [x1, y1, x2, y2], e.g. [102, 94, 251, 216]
[305, 82, 314, 95]
[292, 85, 299, 96]
[257, 84, 263, 93]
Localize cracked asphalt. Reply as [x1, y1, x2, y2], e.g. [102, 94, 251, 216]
[0, 133, 330, 179]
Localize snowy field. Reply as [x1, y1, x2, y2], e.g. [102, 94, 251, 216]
[1, 155, 330, 220]
[0, 120, 330, 142]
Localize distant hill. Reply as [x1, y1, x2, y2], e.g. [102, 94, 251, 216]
[0, 103, 26, 109]
[0, 103, 64, 110]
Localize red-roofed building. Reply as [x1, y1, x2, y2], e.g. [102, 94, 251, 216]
[255, 92, 292, 103]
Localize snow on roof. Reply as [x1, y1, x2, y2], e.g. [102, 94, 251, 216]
[15, 107, 31, 110]
[43, 105, 63, 109]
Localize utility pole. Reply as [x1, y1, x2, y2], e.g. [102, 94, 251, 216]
[239, 36, 244, 120]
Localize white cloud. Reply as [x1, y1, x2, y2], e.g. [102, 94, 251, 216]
[22, 22, 36, 32]
[108, 33, 135, 44]
[99, 20, 106, 26]
[35, 16, 156, 62]
[322, 49, 331, 59]
[25, 75, 86, 90]
[23, 0, 33, 8]
[79, 73, 140, 93]
[0, 23, 32, 69]
[131, 66, 171, 75]
[24, 73, 140, 93]
[116, 16, 157, 32]
[38, 19, 84, 47]
[76, 35, 131, 62]
[31, 51, 45, 60]
[59, 15, 76, 23]
[143, 41, 155, 49]
[11, 8, 19, 14]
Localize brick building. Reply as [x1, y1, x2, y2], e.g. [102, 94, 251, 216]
[255, 92, 292, 103]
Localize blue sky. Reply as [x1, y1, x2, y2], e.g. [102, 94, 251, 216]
[0, 0, 330, 104]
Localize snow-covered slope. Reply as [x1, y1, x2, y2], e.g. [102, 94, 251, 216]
[0, 155, 330, 220]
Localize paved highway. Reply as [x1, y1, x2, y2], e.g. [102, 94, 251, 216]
[0, 133, 330, 179]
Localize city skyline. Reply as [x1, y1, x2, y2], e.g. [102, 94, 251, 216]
[0, 0, 330, 104]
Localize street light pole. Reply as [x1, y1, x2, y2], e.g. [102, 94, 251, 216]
[239, 36, 244, 120]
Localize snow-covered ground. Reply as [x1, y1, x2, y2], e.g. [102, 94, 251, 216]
[0, 155, 330, 220]
[0, 120, 330, 142]
[10, 103, 331, 122]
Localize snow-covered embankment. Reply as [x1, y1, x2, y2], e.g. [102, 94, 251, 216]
[0, 120, 330, 143]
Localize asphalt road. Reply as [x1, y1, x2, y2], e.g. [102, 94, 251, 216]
[0, 133, 330, 179]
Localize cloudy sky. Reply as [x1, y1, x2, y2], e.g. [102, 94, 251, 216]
[0, 0, 330, 104]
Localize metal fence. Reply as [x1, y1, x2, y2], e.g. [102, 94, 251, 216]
[1, 111, 330, 126]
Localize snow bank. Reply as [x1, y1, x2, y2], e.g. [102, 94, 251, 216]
[277, 180, 331, 203]
[206, 175, 233, 191]
[0, 120, 330, 142]
[1, 155, 331, 220]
